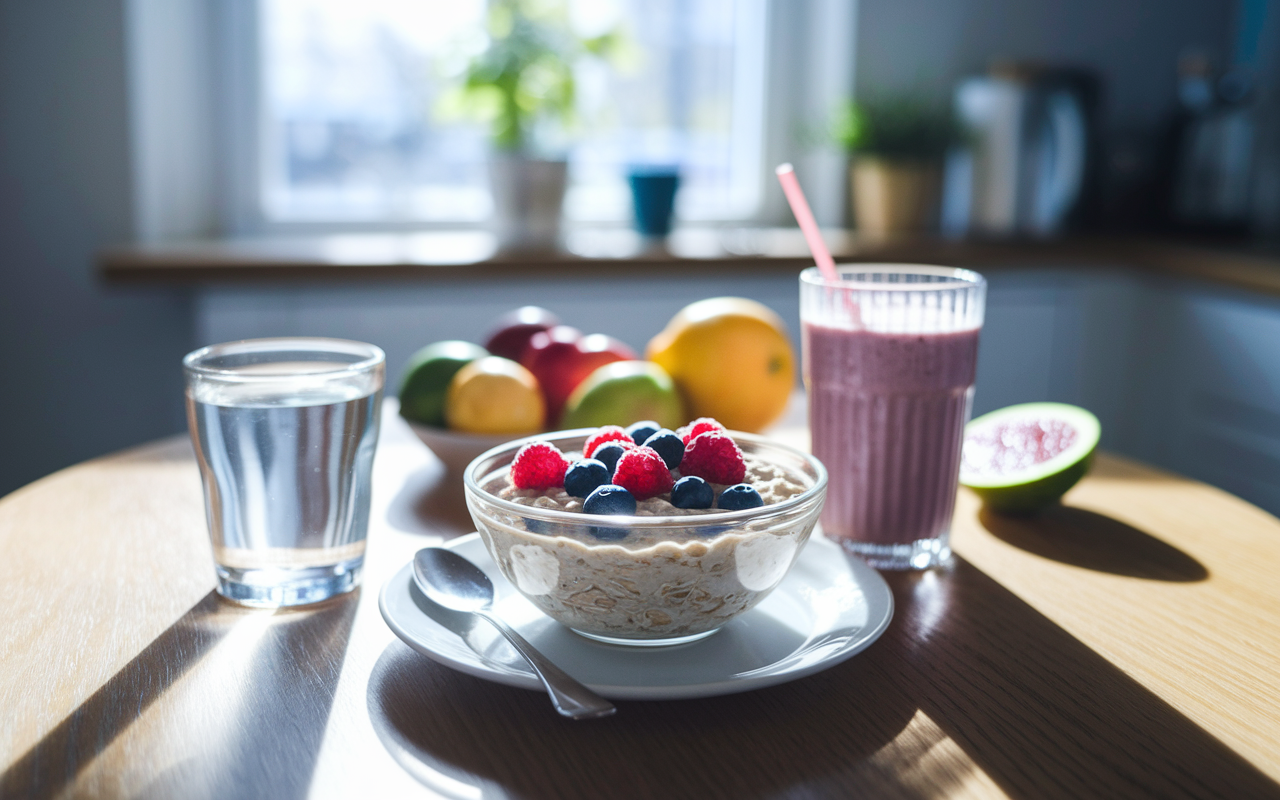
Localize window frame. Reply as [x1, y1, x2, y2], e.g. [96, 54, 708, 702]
[126, 0, 855, 241]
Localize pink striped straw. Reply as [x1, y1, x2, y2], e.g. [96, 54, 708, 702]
[775, 163, 839, 283]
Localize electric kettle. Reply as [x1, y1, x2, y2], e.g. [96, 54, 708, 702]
[949, 64, 1098, 237]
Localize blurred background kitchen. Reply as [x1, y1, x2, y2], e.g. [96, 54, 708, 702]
[2, 0, 1278, 515]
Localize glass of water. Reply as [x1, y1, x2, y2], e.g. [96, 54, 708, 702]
[183, 338, 385, 607]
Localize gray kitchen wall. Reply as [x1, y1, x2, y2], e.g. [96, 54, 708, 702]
[0, 0, 193, 498]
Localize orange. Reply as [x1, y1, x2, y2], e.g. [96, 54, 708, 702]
[445, 356, 544, 435]
[645, 298, 794, 432]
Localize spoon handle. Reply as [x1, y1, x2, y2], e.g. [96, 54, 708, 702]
[476, 610, 616, 719]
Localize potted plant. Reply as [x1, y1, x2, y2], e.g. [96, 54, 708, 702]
[832, 97, 959, 237]
[447, 0, 618, 250]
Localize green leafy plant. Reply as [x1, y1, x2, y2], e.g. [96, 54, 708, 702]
[442, 0, 620, 153]
[831, 97, 960, 162]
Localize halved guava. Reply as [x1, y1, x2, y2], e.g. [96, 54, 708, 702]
[959, 402, 1101, 513]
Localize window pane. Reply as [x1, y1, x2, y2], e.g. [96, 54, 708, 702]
[260, 0, 761, 224]
[261, 0, 490, 221]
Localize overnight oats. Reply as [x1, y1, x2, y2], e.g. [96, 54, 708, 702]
[463, 419, 828, 646]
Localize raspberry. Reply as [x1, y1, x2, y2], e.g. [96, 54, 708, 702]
[679, 417, 726, 445]
[680, 431, 746, 485]
[510, 441, 569, 490]
[611, 446, 675, 500]
[583, 425, 633, 457]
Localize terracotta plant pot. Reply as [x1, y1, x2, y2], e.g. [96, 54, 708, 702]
[489, 155, 568, 251]
[850, 158, 942, 237]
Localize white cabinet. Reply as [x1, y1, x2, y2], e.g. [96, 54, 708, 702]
[978, 267, 1280, 516]
[1126, 282, 1280, 514]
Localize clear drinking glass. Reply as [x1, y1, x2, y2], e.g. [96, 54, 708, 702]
[183, 338, 385, 606]
[801, 265, 985, 570]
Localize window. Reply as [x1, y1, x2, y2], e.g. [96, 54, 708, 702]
[125, 0, 852, 241]
[254, 0, 767, 226]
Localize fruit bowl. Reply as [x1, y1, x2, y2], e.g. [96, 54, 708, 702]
[462, 430, 828, 646]
[407, 422, 521, 475]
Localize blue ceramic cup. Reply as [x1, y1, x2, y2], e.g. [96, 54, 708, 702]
[627, 167, 681, 237]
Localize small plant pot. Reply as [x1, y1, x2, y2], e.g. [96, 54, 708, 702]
[850, 158, 942, 238]
[489, 155, 568, 251]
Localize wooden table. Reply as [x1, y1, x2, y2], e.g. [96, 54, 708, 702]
[3, 405, 1280, 799]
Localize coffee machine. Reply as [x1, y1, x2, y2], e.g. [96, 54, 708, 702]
[945, 64, 1099, 237]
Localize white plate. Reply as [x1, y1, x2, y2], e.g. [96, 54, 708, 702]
[378, 533, 894, 701]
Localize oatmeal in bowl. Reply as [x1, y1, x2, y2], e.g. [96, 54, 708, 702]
[462, 419, 828, 646]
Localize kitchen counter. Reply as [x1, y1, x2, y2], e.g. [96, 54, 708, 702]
[98, 228, 1280, 297]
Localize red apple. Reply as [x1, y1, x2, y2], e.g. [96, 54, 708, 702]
[523, 329, 636, 424]
[519, 325, 582, 370]
[483, 306, 561, 362]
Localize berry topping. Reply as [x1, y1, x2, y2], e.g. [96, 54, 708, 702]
[510, 442, 570, 489]
[679, 417, 726, 445]
[612, 446, 676, 500]
[564, 458, 611, 498]
[717, 483, 763, 510]
[625, 420, 661, 447]
[670, 475, 714, 509]
[643, 429, 684, 469]
[588, 525, 629, 541]
[590, 440, 633, 472]
[583, 484, 636, 515]
[583, 426, 633, 457]
[680, 431, 746, 485]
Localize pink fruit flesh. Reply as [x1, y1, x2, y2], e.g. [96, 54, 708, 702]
[961, 418, 1078, 478]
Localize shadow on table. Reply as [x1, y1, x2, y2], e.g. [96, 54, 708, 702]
[367, 556, 1279, 800]
[0, 590, 358, 800]
[385, 463, 476, 539]
[979, 505, 1209, 582]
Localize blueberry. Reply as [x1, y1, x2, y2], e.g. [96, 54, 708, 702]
[717, 484, 764, 510]
[564, 458, 611, 498]
[591, 442, 628, 473]
[588, 525, 629, 541]
[671, 475, 713, 509]
[643, 429, 683, 469]
[583, 484, 636, 515]
[625, 420, 661, 447]
[524, 517, 571, 537]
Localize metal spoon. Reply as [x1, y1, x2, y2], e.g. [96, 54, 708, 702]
[412, 548, 616, 720]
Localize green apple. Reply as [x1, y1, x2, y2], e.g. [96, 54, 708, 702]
[560, 361, 684, 431]
[398, 340, 489, 426]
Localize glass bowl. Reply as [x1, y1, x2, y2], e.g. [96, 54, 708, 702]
[462, 429, 828, 646]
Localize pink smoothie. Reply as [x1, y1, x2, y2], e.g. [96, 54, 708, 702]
[803, 323, 980, 546]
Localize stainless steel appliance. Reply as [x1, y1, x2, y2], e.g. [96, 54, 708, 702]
[947, 65, 1098, 237]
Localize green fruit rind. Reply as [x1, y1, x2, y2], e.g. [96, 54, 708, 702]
[398, 340, 488, 426]
[959, 402, 1101, 514]
[560, 361, 685, 431]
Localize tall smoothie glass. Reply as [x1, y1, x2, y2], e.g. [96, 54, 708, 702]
[801, 265, 985, 570]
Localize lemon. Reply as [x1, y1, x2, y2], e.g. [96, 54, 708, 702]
[445, 356, 544, 435]
[645, 297, 795, 432]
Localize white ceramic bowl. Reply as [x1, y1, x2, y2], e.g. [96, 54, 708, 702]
[463, 429, 828, 646]
[407, 422, 521, 475]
